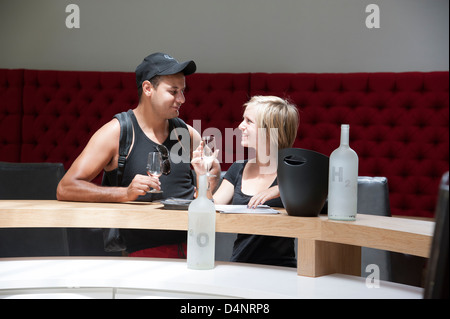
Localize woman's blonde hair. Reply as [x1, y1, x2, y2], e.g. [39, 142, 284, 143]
[244, 96, 299, 149]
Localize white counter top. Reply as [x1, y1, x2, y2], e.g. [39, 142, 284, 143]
[0, 257, 423, 299]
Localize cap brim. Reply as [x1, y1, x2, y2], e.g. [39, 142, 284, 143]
[159, 60, 196, 76]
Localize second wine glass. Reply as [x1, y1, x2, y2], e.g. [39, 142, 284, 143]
[202, 135, 216, 177]
[146, 151, 163, 193]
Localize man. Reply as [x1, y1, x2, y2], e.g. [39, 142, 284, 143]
[57, 52, 220, 257]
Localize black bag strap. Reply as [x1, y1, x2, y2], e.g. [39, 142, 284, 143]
[113, 110, 133, 185]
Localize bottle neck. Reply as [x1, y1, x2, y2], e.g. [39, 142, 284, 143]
[198, 175, 208, 198]
[340, 124, 350, 146]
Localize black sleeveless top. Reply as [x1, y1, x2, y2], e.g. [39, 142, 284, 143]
[103, 110, 195, 253]
[224, 160, 296, 268]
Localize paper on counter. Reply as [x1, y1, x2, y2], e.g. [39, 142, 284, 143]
[215, 204, 279, 214]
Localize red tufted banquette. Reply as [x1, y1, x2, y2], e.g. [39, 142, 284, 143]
[0, 69, 448, 218]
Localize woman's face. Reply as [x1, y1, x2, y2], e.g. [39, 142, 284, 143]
[238, 104, 258, 149]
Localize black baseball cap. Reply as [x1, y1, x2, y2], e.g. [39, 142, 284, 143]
[135, 52, 197, 88]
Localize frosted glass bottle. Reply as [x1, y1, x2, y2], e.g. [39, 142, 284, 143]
[187, 175, 216, 269]
[328, 124, 359, 221]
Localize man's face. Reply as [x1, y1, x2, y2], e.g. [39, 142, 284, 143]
[150, 73, 186, 119]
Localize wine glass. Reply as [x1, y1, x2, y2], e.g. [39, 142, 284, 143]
[202, 135, 216, 177]
[146, 151, 163, 193]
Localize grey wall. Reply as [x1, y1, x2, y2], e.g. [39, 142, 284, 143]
[0, 0, 448, 73]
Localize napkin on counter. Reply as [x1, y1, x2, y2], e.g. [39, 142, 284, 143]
[215, 205, 279, 214]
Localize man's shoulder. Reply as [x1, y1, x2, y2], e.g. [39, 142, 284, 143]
[89, 118, 121, 149]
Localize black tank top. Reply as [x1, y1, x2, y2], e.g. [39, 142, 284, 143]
[102, 110, 195, 252]
[224, 161, 296, 267]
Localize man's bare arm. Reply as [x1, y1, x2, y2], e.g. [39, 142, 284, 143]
[57, 119, 159, 202]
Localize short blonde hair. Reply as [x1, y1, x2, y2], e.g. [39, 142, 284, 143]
[244, 96, 299, 149]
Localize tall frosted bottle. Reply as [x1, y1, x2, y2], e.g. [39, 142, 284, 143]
[187, 175, 216, 269]
[328, 124, 358, 220]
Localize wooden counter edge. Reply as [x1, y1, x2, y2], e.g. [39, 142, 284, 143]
[0, 200, 434, 259]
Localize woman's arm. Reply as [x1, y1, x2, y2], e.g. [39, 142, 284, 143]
[212, 179, 235, 205]
[247, 186, 280, 208]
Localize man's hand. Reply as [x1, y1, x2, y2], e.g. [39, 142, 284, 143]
[126, 174, 161, 201]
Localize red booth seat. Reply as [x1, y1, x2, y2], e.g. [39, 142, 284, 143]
[0, 69, 448, 218]
[248, 72, 449, 218]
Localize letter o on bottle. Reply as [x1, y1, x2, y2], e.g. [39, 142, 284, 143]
[197, 233, 209, 247]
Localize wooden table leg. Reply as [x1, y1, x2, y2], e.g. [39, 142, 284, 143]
[297, 238, 361, 277]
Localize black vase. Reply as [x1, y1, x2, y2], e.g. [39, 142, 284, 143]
[277, 148, 329, 217]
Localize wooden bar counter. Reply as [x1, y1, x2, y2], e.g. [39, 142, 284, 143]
[0, 200, 434, 278]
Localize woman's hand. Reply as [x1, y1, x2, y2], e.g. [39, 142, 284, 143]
[191, 141, 220, 176]
[247, 186, 280, 209]
[191, 142, 207, 175]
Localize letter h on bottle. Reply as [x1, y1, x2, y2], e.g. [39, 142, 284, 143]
[331, 166, 344, 182]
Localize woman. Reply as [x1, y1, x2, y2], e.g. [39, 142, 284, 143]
[196, 96, 299, 267]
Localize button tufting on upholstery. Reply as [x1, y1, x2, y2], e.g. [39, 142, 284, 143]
[1, 69, 447, 218]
